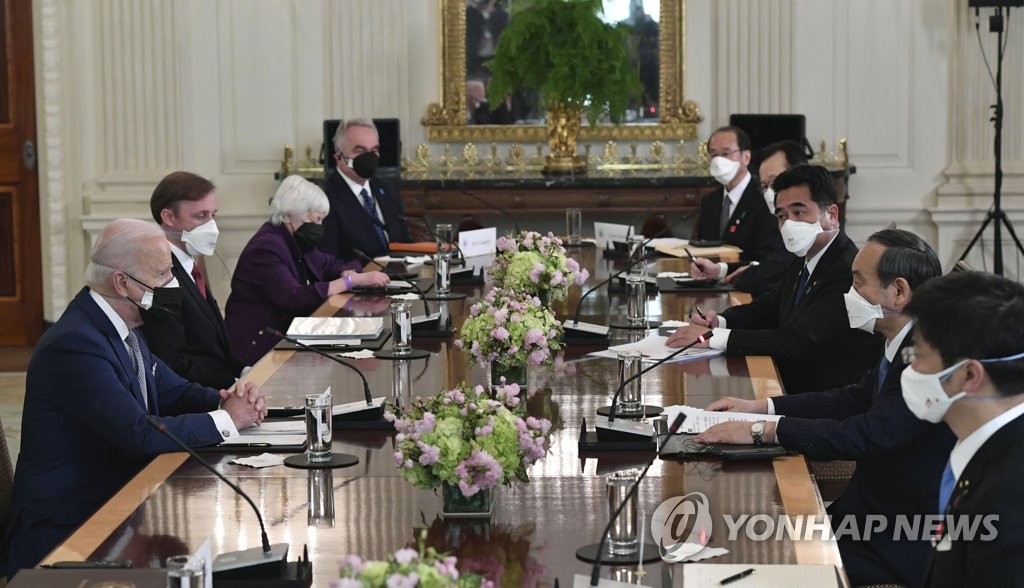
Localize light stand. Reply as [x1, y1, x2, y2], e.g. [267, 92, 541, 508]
[958, 5, 1024, 275]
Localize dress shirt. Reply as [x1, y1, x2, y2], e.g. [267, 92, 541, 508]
[948, 399, 1024, 482]
[714, 172, 754, 276]
[339, 168, 386, 227]
[169, 242, 197, 285]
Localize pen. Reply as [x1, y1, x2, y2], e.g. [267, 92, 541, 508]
[692, 304, 708, 321]
[683, 246, 699, 265]
[719, 568, 755, 585]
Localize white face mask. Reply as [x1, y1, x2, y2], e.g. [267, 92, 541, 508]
[901, 361, 969, 423]
[779, 219, 823, 257]
[763, 187, 775, 212]
[843, 287, 884, 333]
[709, 156, 741, 186]
[138, 277, 180, 310]
[181, 219, 219, 257]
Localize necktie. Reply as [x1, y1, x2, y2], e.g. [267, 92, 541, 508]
[877, 355, 892, 388]
[124, 330, 149, 411]
[361, 188, 389, 248]
[191, 262, 207, 300]
[938, 460, 955, 514]
[719, 194, 732, 235]
[793, 265, 810, 304]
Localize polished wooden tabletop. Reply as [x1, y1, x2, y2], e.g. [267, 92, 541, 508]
[42, 246, 844, 586]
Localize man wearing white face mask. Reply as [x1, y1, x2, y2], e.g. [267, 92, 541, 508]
[694, 229, 953, 587]
[691, 126, 783, 269]
[669, 165, 879, 394]
[140, 171, 247, 390]
[900, 272, 1024, 587]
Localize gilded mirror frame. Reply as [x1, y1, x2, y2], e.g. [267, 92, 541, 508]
[422, 0, 702, 143]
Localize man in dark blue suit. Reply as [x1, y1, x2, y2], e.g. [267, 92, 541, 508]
[693, 229, 954, 588]
[2, 219, 267, 578]
[902, 272, 1024, 588]
[321, 118, 411, 260]
[141, 171, 247, 389]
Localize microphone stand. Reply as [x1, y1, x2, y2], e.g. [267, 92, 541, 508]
[352, 248, 452, 339]
[461, 190, 521, 235]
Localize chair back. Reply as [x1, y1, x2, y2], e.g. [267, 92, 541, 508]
[0, 416, 13, 536]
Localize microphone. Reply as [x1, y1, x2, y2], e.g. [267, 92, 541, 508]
[587, 413, 688, 586]
[460, 190, 521, 234]
[624, 192, 678, 241]
[608, 331, 712, 423]
[396, 214, 469, 266]
[261, 327, 386, 419]
[351, 248, 432, 317]
[146, 415, 289, 573]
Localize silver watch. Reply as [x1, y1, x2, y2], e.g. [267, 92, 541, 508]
[750, 420, 767, 445]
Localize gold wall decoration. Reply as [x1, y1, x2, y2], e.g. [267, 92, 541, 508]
[424, 0, 703, 143]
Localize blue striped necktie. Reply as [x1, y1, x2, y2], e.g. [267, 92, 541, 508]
[125, 330, 149, 411]
[938, 460, 955, 514]
[361, 188, 389, 247]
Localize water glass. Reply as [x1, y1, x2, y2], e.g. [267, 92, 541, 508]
[606, 469, 641, 555]
[304, 393, 332, 463]
[617, 350, 643, 415]
[565, 208, 582, 246]
[625, 275, 647, 326]
[390, 301, 412, 354]
[392, 358, 413, 412]
[166, 555, 204, 588]
[307, 469, 335, 527]
[435, 223, 453, 254]
[434, 252, 451, 295]
[628, 234, 647, 276]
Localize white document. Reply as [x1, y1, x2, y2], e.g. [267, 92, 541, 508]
[646, 237, 689, 249]
[593, 222, 634, 249]
[662, 405, 781, 435]
[656, 271, 690, 278]
[459, 227, 497, 257]
[229, 453, 286, 468]
[336, 349, 376, 359]
[680, 564, 840, 587]
[588, 334, 723, 363]
[220, 434, 306, 447]
[246, 420, 306, 434]
[333, 396, 386, 416]
[295, 337, 363, 347]
[287, 316, 383, 338]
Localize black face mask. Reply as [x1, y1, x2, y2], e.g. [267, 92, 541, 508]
[293, 222, 325, 253]
[347, 152, 379, 180]
[125, 272, 183, 317]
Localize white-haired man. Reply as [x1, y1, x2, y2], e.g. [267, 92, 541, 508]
[321, 118, 411, 260]
[4, 218, 267, 577]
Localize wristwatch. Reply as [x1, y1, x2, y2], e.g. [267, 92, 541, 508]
[750, 420, 767, 445]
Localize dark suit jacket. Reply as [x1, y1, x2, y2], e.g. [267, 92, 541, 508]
[719, 231, 881, 394]
[320, 170, 410, 260]
[139, 255, 245, 389]
[225, 222, 362, 364]
[773, 332, 956, 588]
[4, 288, 221, 575]
[731, 248, 796, 297]
[924, 412, 1024, 588]
[693, 175, 783, 266]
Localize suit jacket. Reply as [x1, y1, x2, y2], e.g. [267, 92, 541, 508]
[720, 231, 881, 394]
[693, 176, 784, 266]
[773, 332, 956, 588]
[924, 412, 1024, 588]
[225, 222, 362, 364]
[320, 170, 410, 260]
[139, 255, 246, 389]
[731, 248, 796, 297]
[4, 288, 221, 574]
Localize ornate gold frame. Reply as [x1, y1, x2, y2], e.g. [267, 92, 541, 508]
[422, 0, 702, 143]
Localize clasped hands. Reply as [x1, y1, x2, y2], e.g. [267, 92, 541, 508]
[691, 397, 776, 445]
[219, 380, 268, 430]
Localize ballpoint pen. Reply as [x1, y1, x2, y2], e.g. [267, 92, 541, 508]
[692, 304, 708, 321]
[720, 567, 755, 585]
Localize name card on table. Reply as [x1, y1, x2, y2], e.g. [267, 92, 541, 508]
[458, 227, 497, 258]
[594, 222, 634, 250]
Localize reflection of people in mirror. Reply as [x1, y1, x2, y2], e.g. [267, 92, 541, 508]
[622, 4, 659, 118]
[465, 0, 509, 80]
[467, 79, 517, 125]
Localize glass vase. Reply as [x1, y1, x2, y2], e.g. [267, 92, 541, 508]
[490, 362, 528, 388]
[441, 482, 494, 518]
[536, 288, 551, 308]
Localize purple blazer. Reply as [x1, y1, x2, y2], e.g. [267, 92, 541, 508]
[225, 222, 362, 364]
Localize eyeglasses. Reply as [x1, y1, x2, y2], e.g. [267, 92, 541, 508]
[709, 147, 743, 159]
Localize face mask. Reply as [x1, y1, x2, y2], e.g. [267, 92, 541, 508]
[181, 219, 219, 257]
[126, 274, 182, 316]
[779, 219, 824, 256]
[709, 156, 740, 186]
[901, 361, 969, 423]
[763, 187, 776, 212]
[293, 222, 324, 253]
[344, 152, 379, 180]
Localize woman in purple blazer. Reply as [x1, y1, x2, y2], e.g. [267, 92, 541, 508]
[225, 175, 389, 364]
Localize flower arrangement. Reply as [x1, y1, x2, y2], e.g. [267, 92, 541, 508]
[334, 532, 491, 588]
[387, 383, 552, 497]
[418, 519, 545, 588]
[488, 231, 588, 301]
[454, 288, 564, 370]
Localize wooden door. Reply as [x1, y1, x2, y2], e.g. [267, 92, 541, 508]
[0, 0, 42, 345]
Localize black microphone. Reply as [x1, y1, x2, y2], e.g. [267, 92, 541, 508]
[624, 192, 678, 241]
[588, 413, 688, 587]
[395, 214, 468, 263]
[608, 331, 712, 423]
[460, 190, 521, 234]
[146, 415, 289, 571]
[351, 248, 432, 317]
[261, 328, 382, 418]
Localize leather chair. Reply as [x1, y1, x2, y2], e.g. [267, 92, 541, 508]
[808, 459, 856, 504]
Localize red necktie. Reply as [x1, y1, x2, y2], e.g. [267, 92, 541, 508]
[191, 263, 207, 300]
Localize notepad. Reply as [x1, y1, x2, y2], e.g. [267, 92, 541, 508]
[588, 334, 723, 364]
[287, 316, 384, 339]
[679, 563, 840, 587]
[662, 405, 781, 435]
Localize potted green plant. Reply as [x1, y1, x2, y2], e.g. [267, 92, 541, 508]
[486, 0, 642, 173]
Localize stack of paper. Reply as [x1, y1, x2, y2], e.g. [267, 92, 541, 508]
[663, 405, 781, 434]
[588, 334, 723, 364]
[287, 317, 384, 344]
[680, 564, 840, 587]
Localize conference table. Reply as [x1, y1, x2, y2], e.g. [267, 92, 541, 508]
[40, 246, 846, 586]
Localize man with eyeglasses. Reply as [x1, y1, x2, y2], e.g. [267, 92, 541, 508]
[321, 117, 411, 260]
[900, 271, 1024, 587]
[3, 218, 267, 578]
[691, 228, 954, 588]
[690, 126, 783, 270]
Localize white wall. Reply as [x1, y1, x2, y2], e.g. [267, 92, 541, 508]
[33, 0, 1022, 319]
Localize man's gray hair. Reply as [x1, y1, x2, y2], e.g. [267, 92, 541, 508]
[84, 218, 165, 289]
[269, 175, 330, 225]
[332, 117, 377, 152]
